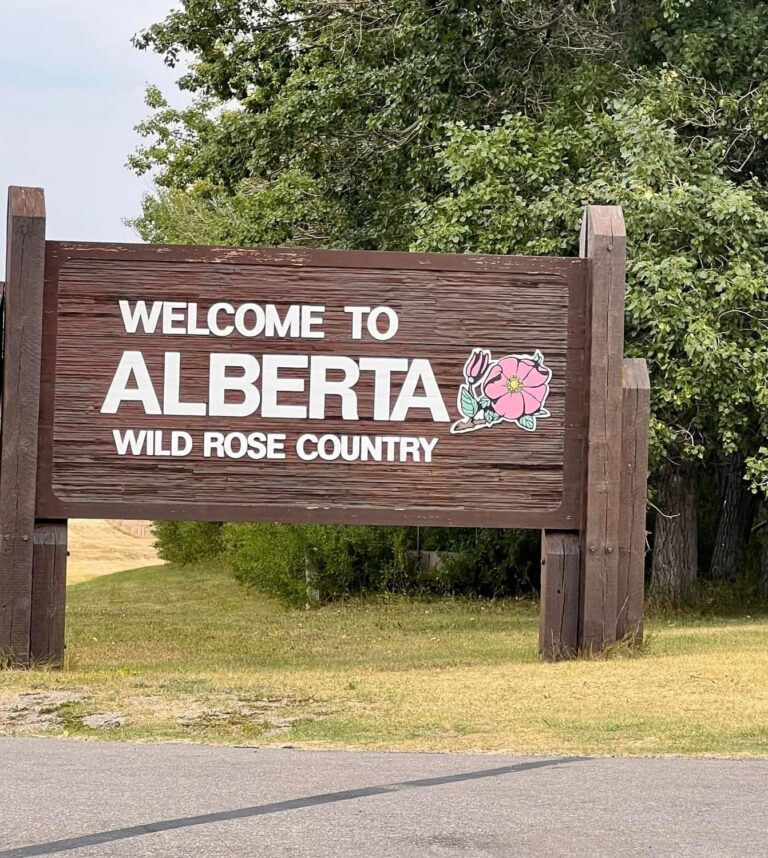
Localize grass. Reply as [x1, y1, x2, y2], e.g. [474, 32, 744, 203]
[0, 562, 766, 757]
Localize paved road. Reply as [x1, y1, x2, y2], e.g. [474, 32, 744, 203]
[1, 739, 766, 857]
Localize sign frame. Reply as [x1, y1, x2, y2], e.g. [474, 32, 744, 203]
[37, 241, 588, 530]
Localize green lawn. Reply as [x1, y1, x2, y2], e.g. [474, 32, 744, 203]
[1, 562, 766, 757]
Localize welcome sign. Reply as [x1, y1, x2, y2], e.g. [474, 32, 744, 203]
[36, 243, 587, 529]
[3, 189, 648, 664]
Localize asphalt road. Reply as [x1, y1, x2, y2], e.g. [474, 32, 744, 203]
[1, 739, 766, 857]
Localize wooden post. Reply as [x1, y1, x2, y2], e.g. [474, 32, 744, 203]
[617, 358, 650, 644]
[539, 532, 580, 660]
[578, 206, 626, 652]
[0, 280, 5, 410]
[0, 187, 47, 666]
[31, 522, 68, 665]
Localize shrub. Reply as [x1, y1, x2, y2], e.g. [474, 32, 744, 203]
[153, 520, 541, 605]
[153, 520, 223, 566]
[222, 523, 415, 606]
[418, 528, 540, 597]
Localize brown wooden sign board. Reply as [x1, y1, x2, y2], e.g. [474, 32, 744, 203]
[0, 187, 649, 666]
[38, 242, 587, 529]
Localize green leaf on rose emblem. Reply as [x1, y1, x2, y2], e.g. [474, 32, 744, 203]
[459, 385, 478, 417]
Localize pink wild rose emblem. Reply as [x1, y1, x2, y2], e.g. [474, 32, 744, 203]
[450, 348, 552, 434]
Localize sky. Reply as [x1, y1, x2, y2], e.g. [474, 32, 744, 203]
[0, 1, 186, 244]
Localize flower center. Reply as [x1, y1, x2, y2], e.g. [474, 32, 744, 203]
[506, 375, 523, 393]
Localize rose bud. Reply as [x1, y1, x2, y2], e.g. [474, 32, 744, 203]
[464, 349, 489, 382]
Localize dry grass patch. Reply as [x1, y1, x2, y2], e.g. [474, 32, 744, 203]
[0, 562, 765, 756]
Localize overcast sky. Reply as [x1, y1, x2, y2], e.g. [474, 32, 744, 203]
[0, 1, 186, 244]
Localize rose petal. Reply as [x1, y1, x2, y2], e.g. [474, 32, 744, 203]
[523, 366, 550, 388]
[517, 358, 536, 380]
[484, 375, 509, 401]
[497, 356, 520, 379]
[493, 391, 525, 421]
[466, 349, 485, 378]
[484, 362, 506, 381]
[522, 388, 544, 414]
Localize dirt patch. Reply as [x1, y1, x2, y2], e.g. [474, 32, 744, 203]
[82, 713, 128, 730]
[111, 692, 331, 737]
[0, 691, 90, 734]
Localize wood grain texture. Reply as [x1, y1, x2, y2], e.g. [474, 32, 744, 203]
[0, 187, 46, 665]
[30, 520, 67, 665]
[617, 358, 650, 644]
[0, 281, 5, 411]
[539, 531, 580, 660]
[578, 206, 626, 652]
[37, 242, 589, 529]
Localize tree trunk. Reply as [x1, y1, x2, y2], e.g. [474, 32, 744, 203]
[650, 463, 698, 605]
[305, 550, 320, 607]
[709, 453, 756, 581]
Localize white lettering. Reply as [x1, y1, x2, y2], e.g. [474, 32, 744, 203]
[297, 433, 319, 461]
[261, 355, 308, 419]
[101, 351, 161, 414]
[390, 360, 449, 422]
[208, 302, 235, 337]
[301, 305, 326, 339]
[162, 301, 188, 335]
[187, 303, 209, 336]
[163, 352, 206, 416]
[234, 303, 266, 337]
[112, 428, 147, 455]
[208, 354, 261, 417]
[265, 305, 301, 338]
[309, 356, 360, 419]
[344, 305, 370, 339]
[118, 300, 162, 334]
[367, 306, 399, 341]
[420, 437, 439, 462]
[359, 357, 409, 420]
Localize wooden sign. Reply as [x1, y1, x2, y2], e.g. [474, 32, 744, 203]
[38, 243, 587, 529]
[0, 187, 650, 666]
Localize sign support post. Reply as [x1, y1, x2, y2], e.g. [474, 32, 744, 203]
[577, 206, 626, 653]
[539, 532, 580, 659]
[0, 188, 61, 666]
[617, 358, 650, 644]
[30, 521, 68, 664]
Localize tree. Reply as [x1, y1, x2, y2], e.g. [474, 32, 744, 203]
[416, 88, 768, 601]
[131, 2, 768, 600]
[130, 0, 624, 249]
[407, 88, 768, 602]
[708, 452, 758, 581]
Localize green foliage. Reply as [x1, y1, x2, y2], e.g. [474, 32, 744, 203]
[222, 523, 542, 605]
[153, 520, 540, 605]
[222, 523, 417, 605]
[130, 4, 768, 485]
[412, 86, 768, 477]
[152, 520, 223, 565]
[418, 528, 540, 597]
[747, 448, 768, 495]
[129, 1, 622, 249]
[628, 1, 768, 176]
